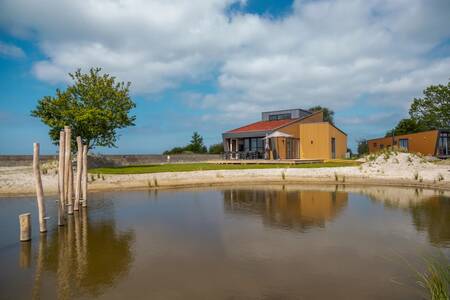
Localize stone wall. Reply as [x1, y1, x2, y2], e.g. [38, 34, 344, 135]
[0, 154, 221, 168]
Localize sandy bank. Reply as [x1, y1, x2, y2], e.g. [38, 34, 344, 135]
[1, 163, 449, 197]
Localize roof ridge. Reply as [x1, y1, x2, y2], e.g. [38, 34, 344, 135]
[225, 118, 295, 133]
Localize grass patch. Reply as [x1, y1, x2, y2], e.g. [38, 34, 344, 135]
[90, 161, 360, 175]
[415, 255, 450, 300]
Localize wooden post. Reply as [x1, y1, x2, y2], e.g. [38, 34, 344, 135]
[58, 130, 66, 226]
[68, 164, 74, 215]
[33, 143, 47, 233]
[19, 213, 31, 242]
[64, 126, 72, 214]
[81, 144, 88, 207]
[74, 137, 83, 211]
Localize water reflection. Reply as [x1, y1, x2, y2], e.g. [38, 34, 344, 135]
[410, 196, 450, 247]
[28, 207, 135, 299]
[223, 189, 348, 231]
[354, 186, 450, 247]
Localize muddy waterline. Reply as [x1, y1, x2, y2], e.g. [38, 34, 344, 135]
[0, 185, 448, 299]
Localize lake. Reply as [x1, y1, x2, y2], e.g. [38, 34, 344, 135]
[0, 185, 449, 299]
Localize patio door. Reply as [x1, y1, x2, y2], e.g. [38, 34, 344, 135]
[286, 138, 299, 159]
[438, 132, 449, 156]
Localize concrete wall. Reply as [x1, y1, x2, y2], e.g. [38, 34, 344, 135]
[367, 130, 439, 155]
[0, 154, 221, 168]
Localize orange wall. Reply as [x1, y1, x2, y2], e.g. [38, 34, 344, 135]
[299, 122, 347, 159]
[275, 112, 347, 160]
[368, 130, 439, 155]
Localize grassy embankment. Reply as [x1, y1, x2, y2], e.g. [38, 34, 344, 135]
[90, 160, 360, 175]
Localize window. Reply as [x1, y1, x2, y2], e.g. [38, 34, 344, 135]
[373, 143, 377, 147]
[438, 132, 449, 156]
[380, 144, 384, 149]
[269, 113, 291, 121]
[399, 139, 409, 150]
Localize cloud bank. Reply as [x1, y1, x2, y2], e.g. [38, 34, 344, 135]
[1, 0, 449, 126]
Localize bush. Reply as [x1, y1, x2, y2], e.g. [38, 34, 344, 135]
[208, 143, 224, 154]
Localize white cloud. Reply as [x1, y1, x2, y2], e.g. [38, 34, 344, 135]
[0, 41, 25, 58]
[0, 0, 449, 126]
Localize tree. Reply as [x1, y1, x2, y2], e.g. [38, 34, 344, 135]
[31, 68, 136, 149]
[163, 132, 207, 154]
[186, 132, 207, 153]
[385, 118, 427, 137]
[357, 139, 368, 156]
[309, 106, 335, 124]
[409, 80, 450, 129]
[208, 143, 224, 154]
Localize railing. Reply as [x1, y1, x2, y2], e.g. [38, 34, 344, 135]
[222, 151, 265, 160]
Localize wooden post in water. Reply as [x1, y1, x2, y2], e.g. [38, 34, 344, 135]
[58, 130, 66, 226]
[81, 144, 88, 207]
[33, 143, 47, 233]
[74, 137, 83, 211]
[64, 126, 73, 214]
[68, 163, 74, 215]
[19, 213, 31, 241]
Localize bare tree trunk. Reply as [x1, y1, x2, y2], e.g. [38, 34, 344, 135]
[58, 131, 66, 226]
[33, 143, 47, 233]
[81, 145, 88, 207]
[74, 137, 83, 211]
[64, 126, 73, 214]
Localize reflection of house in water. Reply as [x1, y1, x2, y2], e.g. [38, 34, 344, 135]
[410, 196, 450, 247]
[223, 189, 348, 231]
[358, 186, 450, 247]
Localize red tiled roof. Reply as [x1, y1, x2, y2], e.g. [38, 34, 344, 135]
[226, 119, 296, 133]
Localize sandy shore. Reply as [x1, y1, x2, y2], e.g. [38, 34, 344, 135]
[1, 160, 449, 197]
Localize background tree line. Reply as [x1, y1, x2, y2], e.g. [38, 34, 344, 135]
[357, 79, 450, 155]
[163, 132, 223, 155]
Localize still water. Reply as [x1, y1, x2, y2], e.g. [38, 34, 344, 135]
[0, 185, 449, 300]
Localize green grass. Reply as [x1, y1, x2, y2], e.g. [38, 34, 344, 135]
[90, 161, 360, 175]
[416, 255, 450, 300]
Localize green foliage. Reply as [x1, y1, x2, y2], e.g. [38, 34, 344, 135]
[357, 138, 369, 156]
[308, 105, 335, 124]
[163, 147, 186, 155]
[163, 132, 207, 154]
[410, 80, 450, 130]
[384, 80, 450, 137]
[385, 118, 428, 137]
[208, 143, 224, 154]
[31, 68, 136, 149]
[187, 132, 207, 153]
[415, 255, 450, 300]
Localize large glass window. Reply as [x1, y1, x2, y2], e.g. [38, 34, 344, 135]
[269, 113, 291, 121]
[438, 132, 449, 156]
[399, 139, 409, 150]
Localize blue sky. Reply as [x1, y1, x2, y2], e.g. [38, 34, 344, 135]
[0, 0, 449, 154]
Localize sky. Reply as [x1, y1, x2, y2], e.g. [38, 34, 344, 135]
[0, 0, 449, 154]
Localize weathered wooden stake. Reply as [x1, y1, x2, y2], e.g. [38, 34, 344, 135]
[64, 126, 72, 213]
[19, 213, 31, 242]
[74, 137, 83, 211]
[68, 163, 74, 215]
[81, 144, 88, 207]
[33, 143, 47, 233]
[58, 130, 66, 226]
